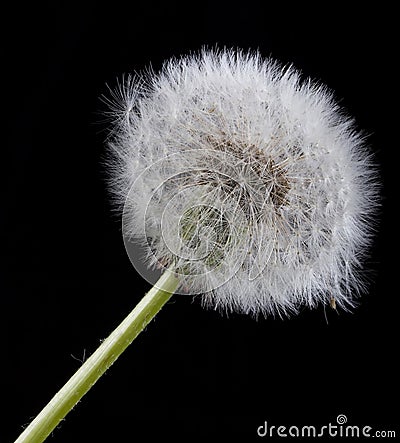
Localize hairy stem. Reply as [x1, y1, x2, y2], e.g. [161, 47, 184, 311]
[15, 268, 179, 443]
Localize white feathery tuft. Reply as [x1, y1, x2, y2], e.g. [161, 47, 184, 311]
[106, 48, 379, 317]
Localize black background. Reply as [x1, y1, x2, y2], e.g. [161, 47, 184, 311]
[3, 2, 398, 442]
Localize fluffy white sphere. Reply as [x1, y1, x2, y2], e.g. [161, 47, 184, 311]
[107, 49, 379, 317]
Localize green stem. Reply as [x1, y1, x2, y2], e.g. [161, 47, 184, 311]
[15, 268, 180, 443]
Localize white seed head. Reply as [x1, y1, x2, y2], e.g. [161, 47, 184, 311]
[106, 49, 379, 317]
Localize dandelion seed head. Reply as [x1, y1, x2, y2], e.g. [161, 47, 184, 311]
[107, 48, 379, 317]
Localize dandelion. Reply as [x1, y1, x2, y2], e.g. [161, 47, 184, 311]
[109, 48, 379, 316]
[15, 49, 379, 443]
